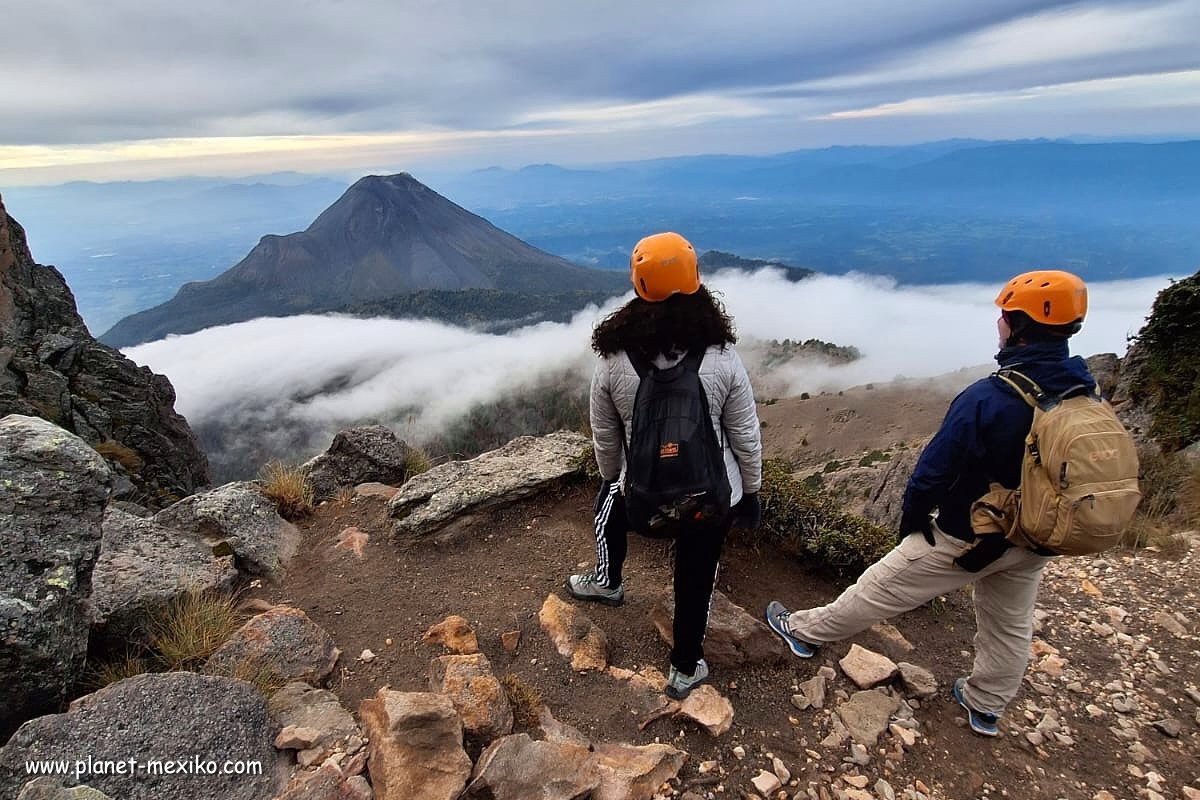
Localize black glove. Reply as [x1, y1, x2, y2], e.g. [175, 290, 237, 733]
[898, 508, 935, 546]
[732, 492, 761, 530]
[593, 479, 616, 516]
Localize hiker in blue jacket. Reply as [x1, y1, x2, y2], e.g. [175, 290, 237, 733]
[565, 232, 763, 700]
[767, 270, 1094, 737]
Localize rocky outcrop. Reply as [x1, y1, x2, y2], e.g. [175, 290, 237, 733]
[88, 506, 238, 646]
[860, 444, 924, 529]
[206, 607, 340, 686]
[388, 431, 588, 541]
[359, 690, 472, 800]
[301, 425, 412, 501]
[0, 415, 112, 740]
[1085, 353, 1121, 398]
[651, 590, 786, 666]
[0, 195, 209, 504]
[154, 481, 299, 577]
[0, 673, 280, 800]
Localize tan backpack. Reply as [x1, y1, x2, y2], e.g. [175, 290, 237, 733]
[973, 369, 1142, 555]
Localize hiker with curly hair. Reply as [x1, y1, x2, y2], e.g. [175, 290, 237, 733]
[565, 232, 763, 700]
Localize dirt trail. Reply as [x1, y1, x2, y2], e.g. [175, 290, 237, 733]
[253, 476, 1199, 799]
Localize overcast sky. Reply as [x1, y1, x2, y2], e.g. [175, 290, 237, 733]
[2, 0, 1198, 184]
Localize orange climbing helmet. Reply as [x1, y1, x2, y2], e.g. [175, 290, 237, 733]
[995, 269, 1088, 326]
[630, 232, 700, 302]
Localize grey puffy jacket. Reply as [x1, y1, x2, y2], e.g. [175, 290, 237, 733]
[589, 344, 762, 505]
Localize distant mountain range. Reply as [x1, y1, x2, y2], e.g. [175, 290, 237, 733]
[99, 174, 628, 347]
[8, 138, 1199, 337]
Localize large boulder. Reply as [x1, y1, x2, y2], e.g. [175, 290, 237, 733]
[651, 590, 785, 666]
[0, 415, 112, 740]
[0, 672, 281, 800]
[359, 690, 472, 800]
[154, 482, 299, 576]
[206, 607, 340, 686]
[860, 443, 925, 529]
[0, 195, 209, 504]
[88, 506, 238, 646]
[387, 431, 588, 541]
[301, 425, 412, 501]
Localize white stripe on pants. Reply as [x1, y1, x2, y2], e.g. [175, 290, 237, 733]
[785, 524, 1049, 715]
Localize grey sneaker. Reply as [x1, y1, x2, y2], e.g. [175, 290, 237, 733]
[665, 659, 709, 700]
[565, 573, 625, 606]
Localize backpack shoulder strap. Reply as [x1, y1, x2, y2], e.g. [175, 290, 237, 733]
[995, 368, 1045, 410]
[626, 350, 651, 379]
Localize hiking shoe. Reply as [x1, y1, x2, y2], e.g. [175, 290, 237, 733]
[952, 677, 1000, 737]
[565, 573, 625, 606]
[765, 600, 817, 658]
[665, 659, 709, 700]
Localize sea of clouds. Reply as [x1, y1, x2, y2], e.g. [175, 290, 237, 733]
[125, 269, 1174, 473]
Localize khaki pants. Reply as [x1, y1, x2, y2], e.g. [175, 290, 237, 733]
[786, 523, 1049, 715]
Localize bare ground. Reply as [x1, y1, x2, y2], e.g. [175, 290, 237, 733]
[251, 384, 1200, 800]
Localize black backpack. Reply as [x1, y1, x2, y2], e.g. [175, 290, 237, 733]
[622, 349, 732, 536]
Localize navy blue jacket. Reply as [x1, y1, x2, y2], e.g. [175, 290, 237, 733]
[900, 340, 1097, 541]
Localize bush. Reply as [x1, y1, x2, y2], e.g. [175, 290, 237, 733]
[758, 459, 894, 575]
[1131, 270, 1200, 451]
[500, 673, 543, 727]
[259, 460, 315, 520]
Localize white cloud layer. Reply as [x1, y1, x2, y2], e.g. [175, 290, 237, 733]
[125, 270, 1173, 468]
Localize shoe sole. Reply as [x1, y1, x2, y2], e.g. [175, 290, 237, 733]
[665, 684, 698, 700]
[564, 579, 624, 607]
[952, 680, 999, 738]
[764, 602, 815, 659]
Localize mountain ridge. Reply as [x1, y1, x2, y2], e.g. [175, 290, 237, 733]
[100, 173, 626, 347]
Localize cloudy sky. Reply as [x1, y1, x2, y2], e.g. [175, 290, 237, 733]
[3, 0, 1199, 184]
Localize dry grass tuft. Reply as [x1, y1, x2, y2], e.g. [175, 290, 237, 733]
[94, 439, 144, 473]
[259, 460, 315, 520]
[334, 485, 357, 508]
[149, 590, 241, 672]
[404, 447, 433, 480]
[227, 658, 287, 697]
[83, 651, 152, 691]
[500, 673, 543, 727]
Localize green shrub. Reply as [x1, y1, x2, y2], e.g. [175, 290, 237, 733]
[1131, 270, 1200, 451]
[759, 459, 894, 575]
[858, 449, 891, 468]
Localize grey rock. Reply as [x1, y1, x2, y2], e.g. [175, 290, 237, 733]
[651, 589, 787, 666]
[155, 482, 299, 576]
[387, 431, 588, 540]
[268, 682, 358, 767]
[466, 733, 601, 800]
[836, 689, 902, 746]
[301, 426, 412, 501]
[0, 415, 112, 739]
[206, 607, 340, 686]
[88, 506, 237, 645]
[1151, 718, 1181, 738]
[800, 674, 828, 709]
[0, 673, 280, 800]
[839, 644, 899, 689]
[1085, 353, 1121, 398]
[17, 778, 113, 799]
[0, 197, 209, 504]
[896, 662, 938, 699]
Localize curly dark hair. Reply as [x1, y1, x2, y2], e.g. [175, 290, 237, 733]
[591, 284, 737, 358]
